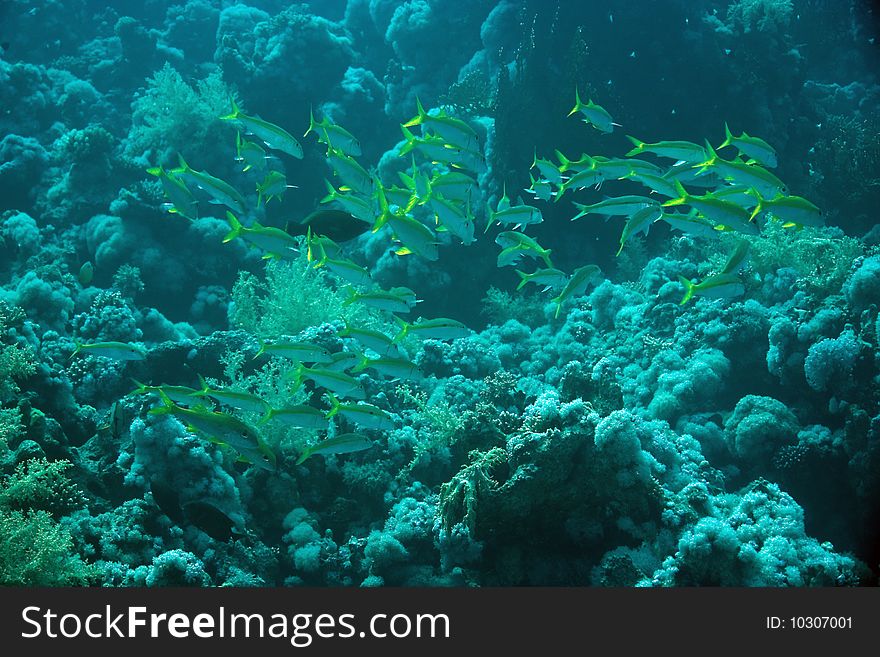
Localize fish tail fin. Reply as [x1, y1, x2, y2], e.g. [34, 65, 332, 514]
[551, 294, 563, 319]
[567, 88, 584, 117]
[319, 179, 336, 205]
[147, 390, 175, 415]
[69, 340, 83, 361]
[515, 269, 530, 291]
[678, 275, 696, 305]
[624, 135, 644, 157]
[219, 97, 240, 120]
[128, 378, 149, 396]
[554, 149, 571, 172]
[146, 165, 163, 177]
[323, 392, 341, 418]
[253, 340, 267, 360]
[392, 316, 410, 343]
[402, 97, 427, 128]
[341, 286, 358, 307]
[304, 105, 318, 138]
[223, 211, 242, 242]
[541, 248, 553, 269]
[258, 408, 274, 425]
[196, 374, 210, 395]
[718, 121, 733, 150]
[372, 182, 391, 233]
[398, 125, 417, 156]
[662, 181, 689, 207]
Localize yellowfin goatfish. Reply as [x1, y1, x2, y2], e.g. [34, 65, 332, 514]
[253, 339, 333, 363]
[659, 210, 718, 238]
[324, 393, 395, 431]
[146, 164, 199, 219]
[721, 240, 750, 274]
[313, 246, 373, 287]
[259, 404, 329, 430]
[304, 107, 362, 157]
[293, 364, 366, 400]
[568, 89, 618, 133]
[495, 231, 553, 268]
[403, 98, 480, 152]
[129, 380, 200, 405]
[352, 354, 423, 381]
[678, 272, 745, 304]
[749, 193, 823, 227]
[172, 156, 248, 215]
[337, 320, 400, 357]
[515, 268, 568, 292]
[149, 392, 276, 470]
[663, 182, 758, 235]
[295, 433, 373, 465]
[552, 265, 601, 319]
[694, 143, 787, 198]
[343, 288, 412, 314]
[393, 316, 471, 341]
[223, 212, 299, 259]
[571, 196, 658, 220]
[256, 170, 297, 206]
[220, 99, 303, 159]
[71, 341, 146, 361]
[193, 375, 269, 414]
[320, 180, 376, 224]
[430, 194, 475, 245]
[624, 136, 706, 162]
[717, 122, 777, 168]
[327, 147, 373, 196]
[234, 132, 271, 172]
[616, 204, 663, 256]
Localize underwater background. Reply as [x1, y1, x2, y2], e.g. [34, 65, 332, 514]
[0, 0, 878, 587]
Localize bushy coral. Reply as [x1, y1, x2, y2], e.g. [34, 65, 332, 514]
[725, 395, 799, 468]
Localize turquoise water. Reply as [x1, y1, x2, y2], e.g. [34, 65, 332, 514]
[0, 0, 878, 586]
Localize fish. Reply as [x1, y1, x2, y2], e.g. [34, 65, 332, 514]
[749, 193, 824, 227]
[220, 99, 303, 158]
[515, 268, 568, 292]
[295, 433, 373, 465]
[234, 132, 272, 172]
[429, 195, 476, 245]
[223, 211, 300, 259]
[426, 171, 477, 204]
[294, 364, 366, 400]
[403, 98, 480, 151]
[662, 181, 756, 234]
[717, 122, 777, 168]
[327, 148, 373, 196]
[259, 404, 330, 429]
[352, 354, 423, 381]
[678, 272, 745, 304]
[324, 393, 395, 431]
[304, 107, 362, 157]
[256, 170, 297, 206]
[192, 375, 269, 414]
[568, 89, 617, 133]
[616, 204, 663, 256]
[624, 136, 706, 162]
[531, 149, 564, 185]
[149, 477, 185, 525]
[70, 341, 146, 361]
[172, 156, 248, 215]
[77, 261, 94, 287]
[658, 210, 718, 237]
[551, 265, 601, 319]
[97, 400, 129, 441]
[148, 392, 268, 456]
[374, 186, 439, 260]
[183, 501, 240, 542]
[622, 171, 680, 198]
[393, 316, 471, 341]
[694, 143, 787, 198]
[343, 288, 412, 314]
[129, 380, 201, 405]
[253, 340, 333, 363]
[525, 172, 554, 202]
[722, 240, 750, 274]
[337, 320, 400, 357]
[283, 208, 372, 245]
[324, 351, 361, 372]
[146, 164, 199, 219]
[570, 196, 658, 220]
[495, 231, 553, 268]
[312, 248, 373, 287]
[399, 125, 460, 162]
[320, 180, 376, 224]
